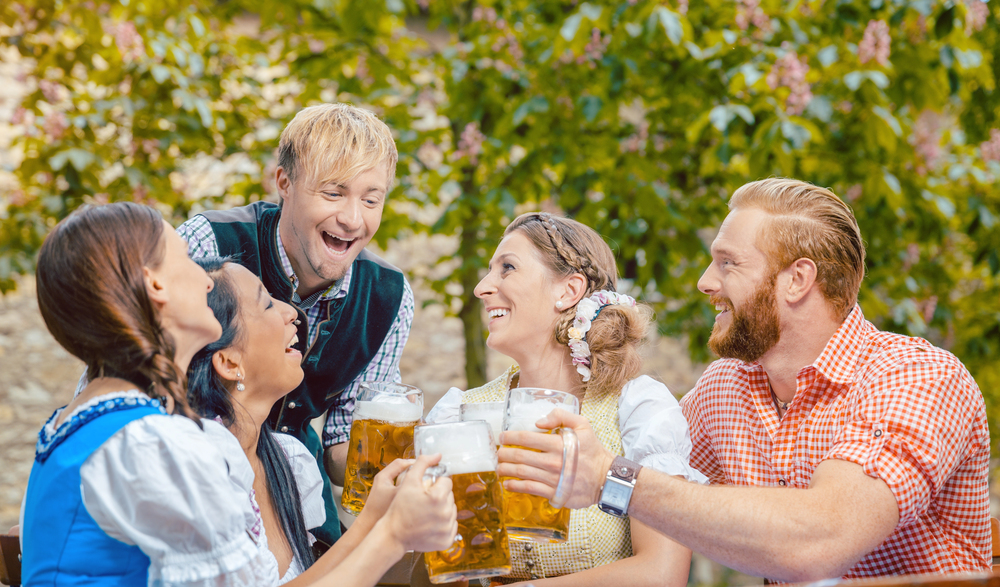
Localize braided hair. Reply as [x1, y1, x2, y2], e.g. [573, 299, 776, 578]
[36, 202, 199, 422]
[504, 213, 652, 396]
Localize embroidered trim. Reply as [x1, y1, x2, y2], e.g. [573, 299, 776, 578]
[36, 391, 165, 463]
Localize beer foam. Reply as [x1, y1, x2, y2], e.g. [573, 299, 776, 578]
[505, 402, 556, 432]
[354, 399, 422, 423]
[416, 423, 497, 475]
[460, 404, 504, 442]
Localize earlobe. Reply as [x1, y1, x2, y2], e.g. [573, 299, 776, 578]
[211, 350, 243, 383]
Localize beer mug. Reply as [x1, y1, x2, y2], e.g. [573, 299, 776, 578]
[459, 401, 505, 446]
[341, 382, 423, 516]
[501, 388, 579, 543]
[416, 421, 511, 584]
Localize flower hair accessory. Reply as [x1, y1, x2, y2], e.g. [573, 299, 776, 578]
[567, 290, 636, 382]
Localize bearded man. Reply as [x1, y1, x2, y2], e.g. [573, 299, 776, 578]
[497, 178, 990, 581]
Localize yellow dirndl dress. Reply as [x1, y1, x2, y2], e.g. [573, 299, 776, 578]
[463, 365, 632, 582]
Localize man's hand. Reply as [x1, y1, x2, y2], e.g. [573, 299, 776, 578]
[325, 442, 349, 487]
[496, 408, 614, 510]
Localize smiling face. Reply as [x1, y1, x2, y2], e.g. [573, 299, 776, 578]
[225, 263, 304, 398]
[474, 231, 566, 358]
[154, 223, 222, 358]
[698, 208, 782, 363]
[277, 164, 388, 296]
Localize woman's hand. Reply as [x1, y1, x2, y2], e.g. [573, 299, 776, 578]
[497, 408, 613, 510]
[383, 454, 458, 553]
[356, 458, 414, 527]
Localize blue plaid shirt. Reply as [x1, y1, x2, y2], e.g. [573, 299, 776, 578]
[177, 214, 414, 447]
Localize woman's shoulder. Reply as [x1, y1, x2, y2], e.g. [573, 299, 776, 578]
[463, 364, 519, 403]
[618, 375, 681, 413]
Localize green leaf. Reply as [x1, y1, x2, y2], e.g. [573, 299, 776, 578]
[817, 45, 838, 67]
[739, 63, 763, 86]
[872, 106, 902, 136]
[883, 171, 901, 194]
[48, 149, 96, 172]
[512, 96, 549, 126]
[151, 65, 171, 83]
[579, 96, 603, 123]
[844, 70, 890, 91]
[935, 5, 955, 38]
[655, 7, 683, 45]
[561, 13, 584, 41]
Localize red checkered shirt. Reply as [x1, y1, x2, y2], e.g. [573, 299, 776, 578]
[681, 306, 990, 578]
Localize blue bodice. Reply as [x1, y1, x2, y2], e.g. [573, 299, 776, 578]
[22, 395, 165, 587]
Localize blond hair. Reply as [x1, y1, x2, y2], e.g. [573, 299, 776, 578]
[505, 213, 651, 397]
[729, 178, 866, 319]
[277, 103, 398, 188]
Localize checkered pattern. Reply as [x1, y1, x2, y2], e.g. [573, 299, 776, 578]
[177, 214, 415, 447]
[681, 305, 990, 578]
[465, 366, 632, 582]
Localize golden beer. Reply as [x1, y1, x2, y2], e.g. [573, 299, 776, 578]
[416, 421, 511, 584]
[501, 389, 580, 543]
[425, 470, 510, 584]
[341, 383, 423, 516]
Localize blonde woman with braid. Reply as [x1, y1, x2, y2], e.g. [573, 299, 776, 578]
[426, 212, 707, 586]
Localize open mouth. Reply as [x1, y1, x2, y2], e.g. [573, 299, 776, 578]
[286, 334, 301, 356]
[322, 231, 356, 254]
[487, 308, 509, 322]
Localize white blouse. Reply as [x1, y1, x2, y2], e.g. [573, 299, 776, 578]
[21, 389, 326, 586]
[426, 375, 708, 483]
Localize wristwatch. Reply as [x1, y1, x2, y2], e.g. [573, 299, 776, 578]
[597, 456, 642, 517]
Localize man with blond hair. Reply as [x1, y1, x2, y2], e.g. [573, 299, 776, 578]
[499, 178, 990, 581]
[178, 103, 412, 547]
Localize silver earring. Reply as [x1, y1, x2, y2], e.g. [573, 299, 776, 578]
[236, 372, 245, 392]
[555, 300, 564, 309]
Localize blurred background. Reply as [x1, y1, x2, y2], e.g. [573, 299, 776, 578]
[1, 1, 998, 584]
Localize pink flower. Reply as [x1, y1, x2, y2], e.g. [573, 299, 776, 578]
[965, 0, 989, 34]
[767, 51, 812, 115]
[38, 80, 62, 103]
[980, 129, 1000, 162]
[859, 20, 891, 66]
[105, 20, 145, 63]
[43, 111, 68, 140]
[454, 122, 486, 165]
[736, 0, 771, 33]
[911, 110, 944, 172]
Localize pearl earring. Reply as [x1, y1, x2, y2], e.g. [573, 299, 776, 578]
[236, 372, 245, 392]
[555, 300, 564, 309]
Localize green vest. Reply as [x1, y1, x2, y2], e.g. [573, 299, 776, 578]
[201, 201, 405, 547]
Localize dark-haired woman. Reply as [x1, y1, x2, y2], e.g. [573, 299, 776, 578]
[20, 202, 456, 587]
[186, 257, 457, 586]
[426, 212, 706, 586]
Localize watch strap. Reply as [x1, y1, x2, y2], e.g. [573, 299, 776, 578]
[609, 455, 641, 483]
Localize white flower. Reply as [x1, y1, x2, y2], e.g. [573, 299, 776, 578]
[576, 298, 600, 319]
[576, 364, 592, 381]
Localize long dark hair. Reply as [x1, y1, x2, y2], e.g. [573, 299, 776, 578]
[186, 256, 315, 569]
[36, 202, 198, 421]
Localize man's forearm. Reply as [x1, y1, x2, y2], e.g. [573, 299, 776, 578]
[625, 460, 898, 582]
[325, 442, 349, 487]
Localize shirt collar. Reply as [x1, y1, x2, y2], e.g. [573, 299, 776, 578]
[810, 304, 869, 386]
[275, 223, 349, 306]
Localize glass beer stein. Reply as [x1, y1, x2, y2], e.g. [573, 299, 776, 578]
[501, 388, 579, 543]
[416, 421, 511, 584]
[341, 382, 423, 516]
[459, 401, 506, 447]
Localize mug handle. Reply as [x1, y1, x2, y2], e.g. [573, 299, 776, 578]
[422, 464, 448, 488]
[550, 427, 578, 508]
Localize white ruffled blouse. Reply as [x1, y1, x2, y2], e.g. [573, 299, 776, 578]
[21, 389, 326, 587]
[427, 373, 709, 483]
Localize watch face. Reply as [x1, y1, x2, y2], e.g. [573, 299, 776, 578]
[602, 479, 631, 510]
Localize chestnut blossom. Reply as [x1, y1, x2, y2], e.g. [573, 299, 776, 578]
[965, 0, 989, 34]
[736, 0, 771, 33]
[453, 122, 486, 165]
[766, 51, 812, 115]
[980, 129, 1000, 163]
[859, 20, 891, 66]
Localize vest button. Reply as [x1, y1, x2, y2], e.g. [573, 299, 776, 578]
[280, 426, 289, 432]
[524, 544, 533, 552]
[778, 479, 787, 486]
[288, 401, 297, 409]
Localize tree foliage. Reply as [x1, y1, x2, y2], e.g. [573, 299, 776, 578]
[3, 0, 999, 444]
